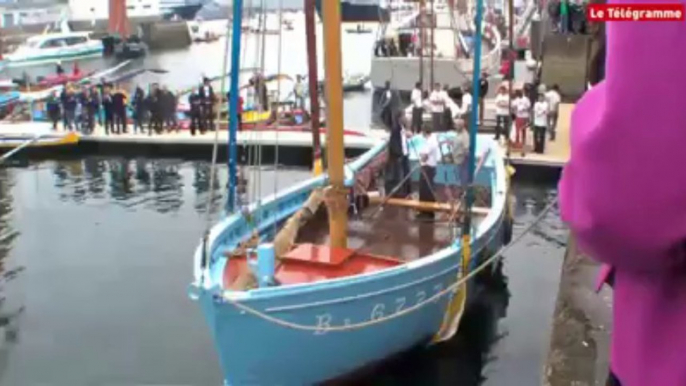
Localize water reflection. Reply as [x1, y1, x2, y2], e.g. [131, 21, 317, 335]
[0, 168, 25, 378]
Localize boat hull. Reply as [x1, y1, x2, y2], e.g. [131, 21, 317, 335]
[315, 0, 390, 23]
[197, 217, 505, 385]
[0, 122, 79, 150]
[1, 47, 103, 69]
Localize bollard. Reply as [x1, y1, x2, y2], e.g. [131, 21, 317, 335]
[256, 244, 276, 288]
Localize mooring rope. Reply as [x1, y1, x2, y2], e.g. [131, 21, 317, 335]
[218, 197, 559, 331]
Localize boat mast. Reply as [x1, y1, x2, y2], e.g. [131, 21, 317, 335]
[227, 0, 245, 213]
[507, 0, 515, 150]
[419, 0, 426, 87]
[322, 1, 347, 249]
[429, 0, 435, 86]
[461, 0, 485, 268]
[305, 0, 323, 175]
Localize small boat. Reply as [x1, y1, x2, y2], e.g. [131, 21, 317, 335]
[0, 122, 79, 150]
[0, 32, 103, 69]
[318, 73, 370, 93]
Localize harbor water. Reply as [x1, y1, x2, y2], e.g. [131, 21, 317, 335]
[0, 158, 565, 386]
[0, 15, 567, 385]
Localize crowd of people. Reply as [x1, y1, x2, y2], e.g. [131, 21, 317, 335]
[45, 80, 191, 136]
[548, 0, 589, 34]
[494, 82, 560, 155]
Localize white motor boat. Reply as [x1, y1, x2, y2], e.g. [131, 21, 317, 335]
[1, 31, 103, 69]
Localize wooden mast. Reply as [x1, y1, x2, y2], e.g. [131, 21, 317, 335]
[321, 0, 347, 249]
[305, 0, 323, 175]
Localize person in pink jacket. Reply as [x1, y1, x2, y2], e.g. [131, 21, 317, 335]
[558, 2, 686, 385]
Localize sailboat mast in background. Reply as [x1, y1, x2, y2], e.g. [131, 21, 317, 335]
[305, 0, 323, 175]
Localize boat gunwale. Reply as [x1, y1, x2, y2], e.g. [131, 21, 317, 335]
[191, 135, 507, 302]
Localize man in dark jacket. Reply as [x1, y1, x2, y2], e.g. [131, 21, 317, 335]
[46, 92, 61, 131]
[61, 86, 77, 132]
[82, 87, 99, 134]
[147, 84, 164, 135]
[189, 89, 202, 136]
[199, 78, 215, 131]
[101, 86, 114, 135]
[112, 85, 128, 134]
[132, 86, 146, 134]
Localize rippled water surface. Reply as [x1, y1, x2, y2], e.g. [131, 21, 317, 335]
[0, 157, 566, 386]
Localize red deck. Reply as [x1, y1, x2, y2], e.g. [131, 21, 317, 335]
[223, 243, 402, 287]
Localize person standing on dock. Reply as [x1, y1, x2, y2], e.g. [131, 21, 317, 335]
[161, 86, 177, 133]
[112, 86, 128, 135]
[147, 84, 164, 136]
[411, 82, 424, 133]
[532, 93, 549, 154]
[417, 126, 440, 220]
[512, 89, 530, 153]
[545, 84, 561, 141]
[46, 92, 61, 131]
[461, 87, 473, 121]
[189, 89, 202, 136]
[200, 77, 215, 131]
[83, 87, 99, 135]
[61, 85, 77, 132]
[429, 83, 446, 132]
[132, 87, 147, 135]
[101, 86, 114, 135]
[494, 85, 510, 141]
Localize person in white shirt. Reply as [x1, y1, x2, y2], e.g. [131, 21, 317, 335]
[410, 82, 424, 133]
[532, 93, 549, 154]
[494, 85, 510, 141]
[545, 84, 561, 141]
[418, 126, 440, 219]
[513, 89, 531, 151]
[429, 83, 446, 132]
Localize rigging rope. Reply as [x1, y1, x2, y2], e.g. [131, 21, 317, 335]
[202, 4, 234, 239]
[219, 197, 559, 331]
[272, 0, 285, 235]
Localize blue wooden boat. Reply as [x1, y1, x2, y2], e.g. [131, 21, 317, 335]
[188, 0, 508, 384]
[189, 134, 509, 385]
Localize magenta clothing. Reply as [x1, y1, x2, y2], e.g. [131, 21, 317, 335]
[558, 3, 686, 385]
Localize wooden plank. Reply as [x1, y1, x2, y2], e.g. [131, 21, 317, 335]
[367, 192, 489, 215]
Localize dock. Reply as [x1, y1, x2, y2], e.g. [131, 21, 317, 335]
[74, 126, 386, 164]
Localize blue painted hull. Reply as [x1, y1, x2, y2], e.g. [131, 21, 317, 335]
[315, 0, 390, 23]
[190, 136, 509, 385]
